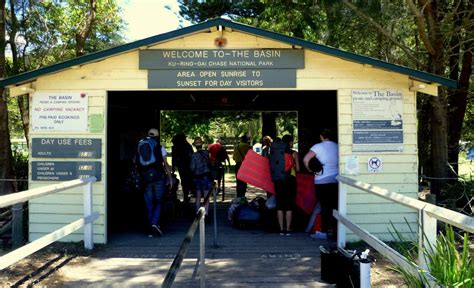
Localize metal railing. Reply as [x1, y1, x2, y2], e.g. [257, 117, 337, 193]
[162, 182, 218, 288]
[0, 176, 98, 270]
[335, 175, 474, 284]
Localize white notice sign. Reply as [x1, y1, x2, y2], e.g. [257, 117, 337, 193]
[31, 93, 88, 131]
[352, 90, 404, 152]
[344, 155, 359, 175]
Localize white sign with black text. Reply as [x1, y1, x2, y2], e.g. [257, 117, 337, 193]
[31, 92, 88, 131]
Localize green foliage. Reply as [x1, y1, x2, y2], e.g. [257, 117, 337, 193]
[6, 0, 126, 74]
[426, 226, 474, 287]
[462, 86, 474, 142]
[6, 92, 23, 139]
[439, 177, 474, 215]
[12, 149, 28, 191]
[160, 111, 297, 145]
[390, 222, 474, 287]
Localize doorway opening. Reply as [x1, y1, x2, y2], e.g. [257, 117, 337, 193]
[106, 90, 337, 235]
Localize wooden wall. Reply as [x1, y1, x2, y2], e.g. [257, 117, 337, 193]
[28, 29, 420, 243]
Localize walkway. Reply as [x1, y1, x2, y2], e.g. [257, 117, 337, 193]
[20, 174, 336, 287]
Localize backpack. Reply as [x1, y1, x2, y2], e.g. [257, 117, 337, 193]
[309, 156, 324, 174]
[137, 138, 157, 166]
[269, 141, 288, 182]
[216, 146, 228, 164]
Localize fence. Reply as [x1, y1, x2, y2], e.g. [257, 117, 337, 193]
[336, 175, 474, 283]
[0, 176, 98, 270]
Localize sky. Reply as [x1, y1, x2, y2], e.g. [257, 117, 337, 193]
[118, 0, 191, 41]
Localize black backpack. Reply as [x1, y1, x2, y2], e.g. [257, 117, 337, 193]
[309, 156, 324, 174]
[269, 141, 288, 182]
[216, 146, 228, 164]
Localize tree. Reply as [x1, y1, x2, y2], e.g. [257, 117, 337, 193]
[1, 0, 16, 196]
[3, 0, 125, 146]
[179, 0, 473, 196]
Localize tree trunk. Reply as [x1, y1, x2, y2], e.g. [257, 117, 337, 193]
[75, 0, 96, 56]
[430, 88, 449, 195]
[0, 0, 16, 196]
[419, 0, 449, 196]
[448, 49, 472, 176]
[262, 112, 277, 140]
[8, 0, 30, 146]
[447, 0, 473, 177]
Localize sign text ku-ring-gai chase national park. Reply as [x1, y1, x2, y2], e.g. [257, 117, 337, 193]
[139, 49, 304, 88]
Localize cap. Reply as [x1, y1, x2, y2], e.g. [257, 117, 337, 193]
[148, 128, 159, 137]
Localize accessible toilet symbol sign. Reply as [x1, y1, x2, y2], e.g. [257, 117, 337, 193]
[368, 157, 383, 173]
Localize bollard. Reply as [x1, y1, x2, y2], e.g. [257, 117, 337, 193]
[359, 249, 371, 288]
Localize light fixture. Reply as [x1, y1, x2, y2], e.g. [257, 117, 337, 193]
[214, 25, 227, 47]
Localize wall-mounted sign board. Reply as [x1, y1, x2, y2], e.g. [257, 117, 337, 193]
[31, 92, 88, 131]
[139, 49, 305, 69]
[32, 138, 102, 158]
[148, 69, 296, 88]
[352, 90, 404, 152]
[140, 49, 304, 89]
[32, 161, 101, 181]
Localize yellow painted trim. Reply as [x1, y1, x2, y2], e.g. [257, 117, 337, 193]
[409, 79, 438, 96]
[9, 83, 36, 97]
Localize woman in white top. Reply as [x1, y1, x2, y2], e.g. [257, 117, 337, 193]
[303, 128, 339, 240]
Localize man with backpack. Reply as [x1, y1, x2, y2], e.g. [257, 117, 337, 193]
[136, 128, 172, 237]
[190, 137, 212, 217]
[208, 137, 230, 193]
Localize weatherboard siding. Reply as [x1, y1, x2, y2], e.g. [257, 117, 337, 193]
[29, 30, 418, 243]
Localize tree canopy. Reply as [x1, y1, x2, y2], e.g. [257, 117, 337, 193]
[178, 0, 474, 195]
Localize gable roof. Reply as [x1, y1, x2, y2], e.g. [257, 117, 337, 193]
[0, 18, 457, 88]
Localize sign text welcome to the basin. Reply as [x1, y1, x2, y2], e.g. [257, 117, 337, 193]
[139, 49, 304, 89]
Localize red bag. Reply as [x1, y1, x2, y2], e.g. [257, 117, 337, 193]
[284, 153, 295, 172]
[236, 150, 275, 193]
[295, 173, 316, 214]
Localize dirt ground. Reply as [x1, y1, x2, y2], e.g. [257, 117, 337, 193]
[0, 242, 406, 287]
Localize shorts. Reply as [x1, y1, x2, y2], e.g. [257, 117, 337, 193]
[274, 176, 296, 211]
[194, 174, 212, 192]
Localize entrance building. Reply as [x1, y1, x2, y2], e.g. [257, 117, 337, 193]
[0, 18, 456, 244]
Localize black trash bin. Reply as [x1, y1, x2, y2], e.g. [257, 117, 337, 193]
[320, 246, 360, 288]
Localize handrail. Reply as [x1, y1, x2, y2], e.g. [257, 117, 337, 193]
[0, 176, 98, 270]
[162, 184, 214, 288]
[0, 177, 96, 208]
[336, 175, 474, 233]
[336, 175, 474, 286]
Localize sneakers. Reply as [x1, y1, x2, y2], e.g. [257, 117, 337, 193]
[151, 224, 163, 237]
[280, 230, 286, 236]
[310, 231, 328, 240]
